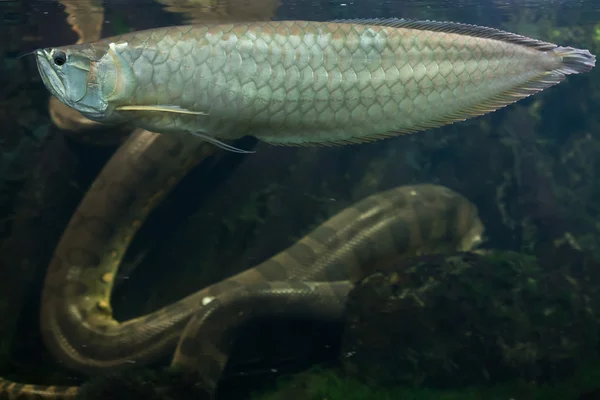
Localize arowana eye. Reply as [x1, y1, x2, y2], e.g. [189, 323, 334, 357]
[53, 50, 67, 66]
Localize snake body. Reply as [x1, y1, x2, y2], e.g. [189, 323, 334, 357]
[43, 162, 483, 375]
[1, 129, 214, 400]
[40, 130, 215, 372]
[0, 142, 484, 398]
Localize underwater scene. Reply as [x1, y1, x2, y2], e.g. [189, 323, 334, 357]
[2, 0, 600, 399]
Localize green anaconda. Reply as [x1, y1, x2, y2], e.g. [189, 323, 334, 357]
[0, 150, 484, 399]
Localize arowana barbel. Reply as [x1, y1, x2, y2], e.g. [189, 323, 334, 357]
[35, 18, 595, 152]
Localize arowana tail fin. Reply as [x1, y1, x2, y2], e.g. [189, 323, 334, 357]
[552, 46, 596, 75]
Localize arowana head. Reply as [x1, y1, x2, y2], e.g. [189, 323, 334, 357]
[34, 41, 136, 122]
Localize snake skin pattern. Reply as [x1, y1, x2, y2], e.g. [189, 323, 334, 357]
[0, 177, 483, 399]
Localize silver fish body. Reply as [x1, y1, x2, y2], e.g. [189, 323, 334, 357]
[35, 19, 595, 148]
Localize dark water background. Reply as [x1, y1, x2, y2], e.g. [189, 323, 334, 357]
[3, 0, 600, 47]
[2, 0, 600, 399]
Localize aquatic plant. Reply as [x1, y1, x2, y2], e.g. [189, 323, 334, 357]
[341, 251, 600, 388]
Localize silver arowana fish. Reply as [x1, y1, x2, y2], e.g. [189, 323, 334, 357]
[35, 19, 595, 152]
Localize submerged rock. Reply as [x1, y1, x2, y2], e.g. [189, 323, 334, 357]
[340, 251, 600, 388]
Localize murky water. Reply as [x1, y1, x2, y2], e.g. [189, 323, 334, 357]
[2, 0, 600, 399]
[4, 0, 600, 42]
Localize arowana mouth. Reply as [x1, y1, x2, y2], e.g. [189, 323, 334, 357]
[35, 49, 66, 100]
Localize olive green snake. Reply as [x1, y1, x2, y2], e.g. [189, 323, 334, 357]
[0, 3, 486, 398]
[0, 129, 484, 398]
[0, 135, 484, 397]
